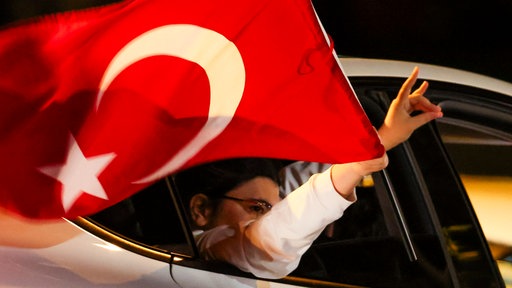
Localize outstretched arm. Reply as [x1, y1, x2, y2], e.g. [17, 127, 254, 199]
[331, 66, 443, 201]
[378, 66, 443, 151]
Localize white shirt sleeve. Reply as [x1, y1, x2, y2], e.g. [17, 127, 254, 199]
[195, 166, 356, 279]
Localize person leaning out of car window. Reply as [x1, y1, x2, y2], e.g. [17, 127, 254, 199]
[173, 67, 443, 279]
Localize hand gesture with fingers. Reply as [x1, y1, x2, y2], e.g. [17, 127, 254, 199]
[378, 66, 443, 150]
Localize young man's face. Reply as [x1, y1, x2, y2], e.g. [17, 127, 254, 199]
[205, 176, 281, 229]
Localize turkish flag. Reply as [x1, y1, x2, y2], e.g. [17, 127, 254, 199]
[0, 0, 384, 219]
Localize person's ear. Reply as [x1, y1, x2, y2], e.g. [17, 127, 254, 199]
[189, 193, 212, 228]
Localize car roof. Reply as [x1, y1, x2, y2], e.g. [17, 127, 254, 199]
[339, 57, 512, 97]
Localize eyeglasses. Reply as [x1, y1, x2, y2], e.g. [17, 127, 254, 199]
[219, 195, 273, 216]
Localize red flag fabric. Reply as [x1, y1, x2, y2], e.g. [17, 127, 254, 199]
[0, 0, 384, 219]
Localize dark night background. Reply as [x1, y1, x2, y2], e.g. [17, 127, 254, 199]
[1, 0, 511, 83]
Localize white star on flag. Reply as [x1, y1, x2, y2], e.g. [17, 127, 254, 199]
[39, 134, 116, 212]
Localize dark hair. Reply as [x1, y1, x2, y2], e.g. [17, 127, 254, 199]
[173, 158, 282, 205]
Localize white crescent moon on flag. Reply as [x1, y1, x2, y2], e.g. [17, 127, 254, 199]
[96, 24, 245, 183]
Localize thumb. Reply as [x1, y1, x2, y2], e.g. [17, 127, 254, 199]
[410, 111, 443, 130]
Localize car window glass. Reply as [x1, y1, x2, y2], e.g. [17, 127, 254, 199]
[436, 115, 512, 278]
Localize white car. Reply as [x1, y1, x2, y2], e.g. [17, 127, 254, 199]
[1, 58, 511, 287]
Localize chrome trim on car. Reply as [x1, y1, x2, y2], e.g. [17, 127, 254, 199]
[72, 217, 172, 263]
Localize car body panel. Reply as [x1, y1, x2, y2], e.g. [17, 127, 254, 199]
[171, 265, 304, 288]
[339, 57, 512, 97]
[0, 218, 172, 287]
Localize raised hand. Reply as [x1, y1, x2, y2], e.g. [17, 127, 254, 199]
[378, 66, 443, 150]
